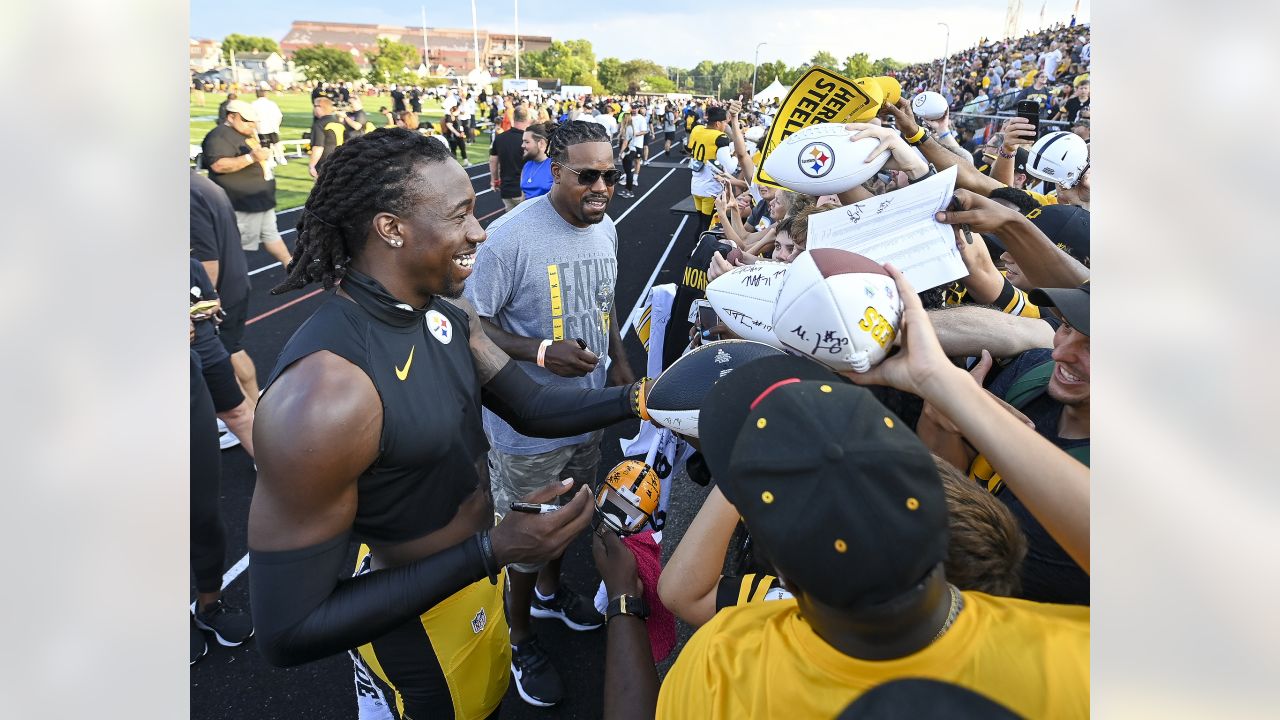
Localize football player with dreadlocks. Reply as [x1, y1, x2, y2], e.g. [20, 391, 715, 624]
[248, 127, 650, 720]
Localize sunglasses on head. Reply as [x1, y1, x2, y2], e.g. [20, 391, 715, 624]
[556, 163, 621, 187]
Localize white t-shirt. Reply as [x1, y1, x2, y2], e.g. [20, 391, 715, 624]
[459, 99, 476, 120]
[595, 113, 618, 138]
[629, 114, 649, 149]
[1040, 49, 1063, 79]
[250, 97, 283, 135]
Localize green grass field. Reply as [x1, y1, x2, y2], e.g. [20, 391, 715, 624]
[191, 91, 493, 210]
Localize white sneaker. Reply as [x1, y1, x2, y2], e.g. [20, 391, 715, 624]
[220, 428, 241, 450]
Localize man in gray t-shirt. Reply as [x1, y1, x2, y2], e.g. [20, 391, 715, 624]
[463, 120, 636, 708]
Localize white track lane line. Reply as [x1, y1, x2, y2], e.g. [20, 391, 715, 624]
[620, 214, 689, 340]
[220, 552, 250, 591]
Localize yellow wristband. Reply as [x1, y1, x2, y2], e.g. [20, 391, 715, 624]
[904, 126, 926, 145]
[636, 378, 652, 422]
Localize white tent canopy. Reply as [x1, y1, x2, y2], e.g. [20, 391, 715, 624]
[753, 77, 787, 103]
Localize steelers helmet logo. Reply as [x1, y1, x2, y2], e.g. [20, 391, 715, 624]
[426, 310, 453, 345]
[798, 142, 835, 179]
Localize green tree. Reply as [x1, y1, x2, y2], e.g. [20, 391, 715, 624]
[842, 52, 874, 78]
[366, 37, 421, 85]
[641, 74, 676, 93]
[222, 34, 280, 64]
[520, 39, 598, 86]
[597, 57, 624, 92]
[872, 57, 905, 75]
[620, 59, 665, 86]
[808, 51, 840, 70]
[690, 60, 717, 95]
[291, 45, 362, 83]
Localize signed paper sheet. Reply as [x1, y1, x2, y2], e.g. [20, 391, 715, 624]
[806, 166, 966, 291]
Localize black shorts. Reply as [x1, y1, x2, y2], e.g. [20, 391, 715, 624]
[665, 130, 676, 142]
[257, 132, 280, 145]
[202, 355, 245, 413]
[218, 298, 249, 355]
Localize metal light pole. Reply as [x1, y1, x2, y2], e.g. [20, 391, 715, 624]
[470, 0, 481, 73]
[751, 42, 768, 100]
[514, 0, 520, 79]
[421, 6, 430, 72]
[937, 23, 950, 93]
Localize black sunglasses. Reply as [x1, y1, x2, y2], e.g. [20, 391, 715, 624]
[555, 163, 621, 187]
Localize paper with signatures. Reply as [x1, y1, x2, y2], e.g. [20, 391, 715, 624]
[806, 165, 966, 291]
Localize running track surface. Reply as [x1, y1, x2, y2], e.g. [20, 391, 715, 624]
[191, 135, 718, 719]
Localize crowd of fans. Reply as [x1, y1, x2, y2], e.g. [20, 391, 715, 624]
[191, 19, 1091, 719]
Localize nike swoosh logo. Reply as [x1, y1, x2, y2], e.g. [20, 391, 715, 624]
[395, 345, 415, 381]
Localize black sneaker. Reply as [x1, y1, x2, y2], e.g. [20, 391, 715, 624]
[530, 587, 604, 631]
[190, 617, 208, 665]
[192, 599, 254, 647]
[510, 636, 563, 707]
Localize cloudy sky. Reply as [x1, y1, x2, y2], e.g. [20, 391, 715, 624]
[192, 0, 1090, 68]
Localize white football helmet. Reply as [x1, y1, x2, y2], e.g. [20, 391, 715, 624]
[1025, 131, 1089, 189]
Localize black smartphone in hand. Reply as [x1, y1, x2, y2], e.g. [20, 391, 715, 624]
[1016, 101, 1041, 135]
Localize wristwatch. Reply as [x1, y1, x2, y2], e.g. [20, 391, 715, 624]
[908, 163, 938, 185]
[606, 594, 649, 623]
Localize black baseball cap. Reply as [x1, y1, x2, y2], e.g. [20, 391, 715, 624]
[836, 679, 1023, 720]
[987, 204, 1090, 266]
[1029, 282, 1090, 335]
[700, 355, 948, 609]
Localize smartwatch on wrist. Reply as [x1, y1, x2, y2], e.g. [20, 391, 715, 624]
[606, 594, 649, 623]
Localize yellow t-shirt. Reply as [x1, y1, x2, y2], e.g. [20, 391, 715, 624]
[656, 593, 1089, 720]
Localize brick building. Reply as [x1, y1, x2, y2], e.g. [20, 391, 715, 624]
[279, 20, 551, 77]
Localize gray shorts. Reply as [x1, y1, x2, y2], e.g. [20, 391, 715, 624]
[234, 209, 283, 252]
[501, 195, 524, 211]
[489, 431, 603, 573]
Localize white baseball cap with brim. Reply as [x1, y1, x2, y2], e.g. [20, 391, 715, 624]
[224, 100, 259, 122]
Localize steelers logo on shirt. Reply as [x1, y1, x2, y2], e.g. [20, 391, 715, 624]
[798, 142, 834, 179]
[426, 310, 453, 345]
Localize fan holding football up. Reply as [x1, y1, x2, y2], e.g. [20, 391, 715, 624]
[643, 250, 904, 440]
[761, 121, 932, 198]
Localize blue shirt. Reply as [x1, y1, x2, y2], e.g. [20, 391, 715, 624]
[520, 158, 553, 199]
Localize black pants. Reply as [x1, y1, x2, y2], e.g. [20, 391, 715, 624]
[190, 351, 226, 594]
[622, 149, 638, 189]
[449, 135, 468, 161]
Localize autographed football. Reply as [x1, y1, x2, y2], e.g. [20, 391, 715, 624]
[761, 123, 890, 195]
[910, 91, 949, 121]
[771, 249, 903, 373]
[705, 262, 790, 345]
[646, 339, 785, 438]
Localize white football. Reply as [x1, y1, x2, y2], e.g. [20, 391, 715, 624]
[705, 262, 790, 346]
[761, 123, 891, 195]
[911, 91, 949, 121]
[771, 249, 903, 373]
[716, 145, 739, 177]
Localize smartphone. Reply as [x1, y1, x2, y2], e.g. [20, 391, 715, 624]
[1016, 101, 1041, 135]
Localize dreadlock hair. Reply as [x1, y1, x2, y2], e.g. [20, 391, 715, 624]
[988, 186, 1040, 215]
[272, 127, 451, 294]
[546, 120, 609, 164]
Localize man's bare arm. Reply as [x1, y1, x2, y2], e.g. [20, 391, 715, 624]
[928, 305, 1055, 359]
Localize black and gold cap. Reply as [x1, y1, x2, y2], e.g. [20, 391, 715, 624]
[700, 354, 948, 609]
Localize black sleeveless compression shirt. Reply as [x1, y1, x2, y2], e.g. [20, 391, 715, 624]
[262, 269, 489, 544]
